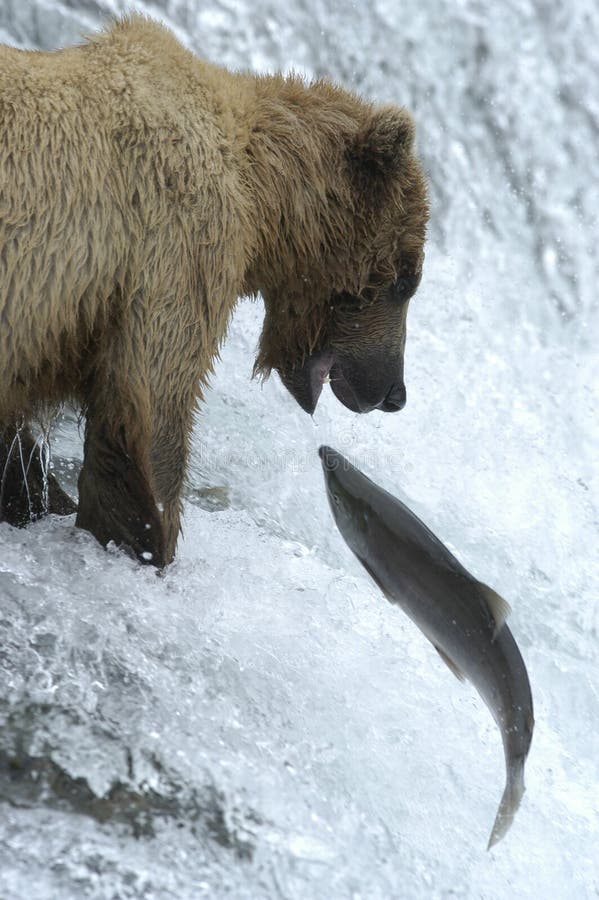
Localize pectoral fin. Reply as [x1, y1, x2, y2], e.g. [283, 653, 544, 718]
[434, 645, 465, 682]
[479, 582, 511, 640]
[356, 554, 393, 602]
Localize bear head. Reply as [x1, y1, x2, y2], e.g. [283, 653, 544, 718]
[248, 90, 429, 415]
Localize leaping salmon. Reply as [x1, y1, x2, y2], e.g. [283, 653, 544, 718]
[318, 445, 534, 849]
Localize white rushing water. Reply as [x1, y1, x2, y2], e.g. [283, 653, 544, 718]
[1, 2, 598, 898]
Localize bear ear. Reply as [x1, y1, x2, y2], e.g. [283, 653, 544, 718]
[349, 106, 415, 191]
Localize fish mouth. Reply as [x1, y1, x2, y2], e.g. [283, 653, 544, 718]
[318, 445, 341, 471]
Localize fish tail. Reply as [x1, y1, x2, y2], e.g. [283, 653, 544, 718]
[487, 758, 526, 850]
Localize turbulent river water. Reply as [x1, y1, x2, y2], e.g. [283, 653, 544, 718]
[1, 2, 597, 898]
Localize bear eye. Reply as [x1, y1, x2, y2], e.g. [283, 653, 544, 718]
[392, 273, 420, 304]
[330, 290, 354, 308]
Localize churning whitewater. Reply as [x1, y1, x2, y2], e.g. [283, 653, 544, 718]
[0, 1, 597, 898]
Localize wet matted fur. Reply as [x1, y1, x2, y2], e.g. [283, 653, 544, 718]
[0, 15, 428, 565]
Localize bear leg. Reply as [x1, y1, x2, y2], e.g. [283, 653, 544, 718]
[76, 418, 167, 567]
[0, 422, 77, 526]
[148, 399, 197, 565]
[74, 270, 208, 566]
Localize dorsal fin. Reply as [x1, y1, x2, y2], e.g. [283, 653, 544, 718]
[434, 645, 465, 682]
[479, 582, 511, 640]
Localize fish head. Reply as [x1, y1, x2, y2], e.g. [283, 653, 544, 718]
[318, 445, 376, 555]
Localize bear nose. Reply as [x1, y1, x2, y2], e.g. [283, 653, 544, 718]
[377, 382, 406, 412]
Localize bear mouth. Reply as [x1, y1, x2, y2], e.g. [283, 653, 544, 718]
[277, 350, 334, 415]
[278, 348, 408, 415]
[328, 362, 374, 413]
[278, 350, 393, 415]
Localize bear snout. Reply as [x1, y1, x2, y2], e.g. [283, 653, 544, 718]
[376, 381, 407, 412]
[328, 354, 407, 415]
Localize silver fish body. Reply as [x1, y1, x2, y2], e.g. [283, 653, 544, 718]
[319, 445, 534, 848]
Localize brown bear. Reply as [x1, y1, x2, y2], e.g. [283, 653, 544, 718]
[0, 15, 428, 567]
